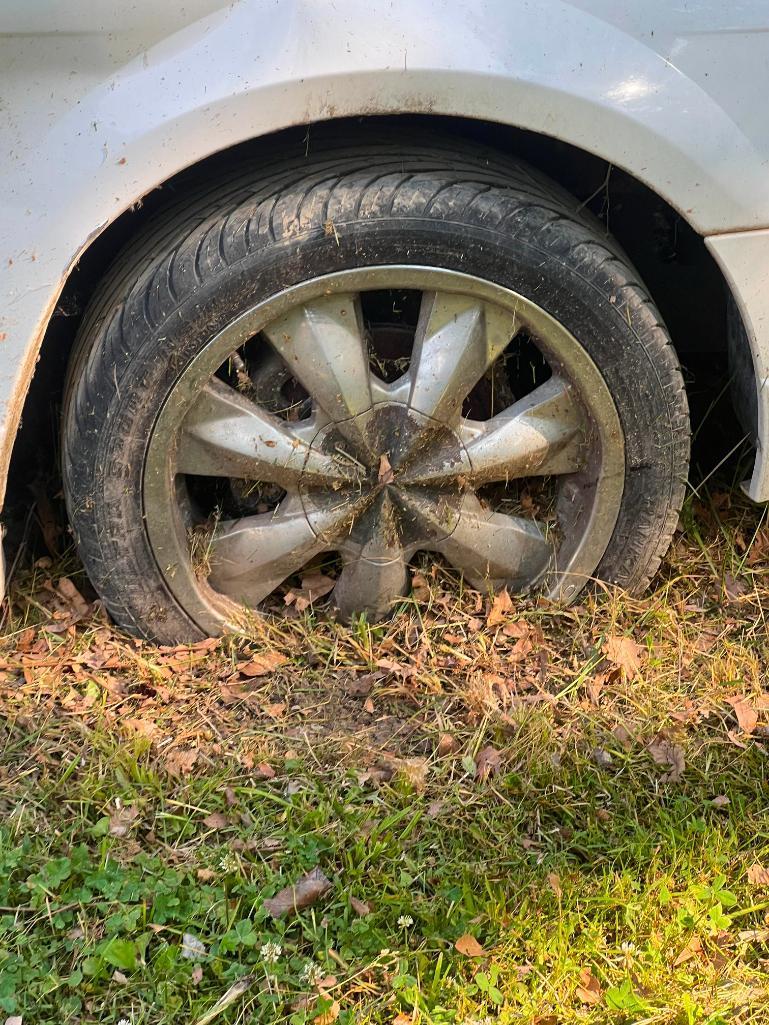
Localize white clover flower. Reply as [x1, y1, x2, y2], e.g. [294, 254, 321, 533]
[117, 1019, 132, 1025]
[219, 851, 239, 872]
[621, 941, 636, 954]
[260, 940, 282, 964]
[397, 914, 414, 928]
[300, 960, 325, 987]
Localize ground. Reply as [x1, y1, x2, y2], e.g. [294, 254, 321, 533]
[2, 479, 769, 1025]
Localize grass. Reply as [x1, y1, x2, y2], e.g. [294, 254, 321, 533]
[3, 482, 769, 1024]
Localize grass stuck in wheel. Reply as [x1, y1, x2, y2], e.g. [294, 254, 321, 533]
[2, 482, 769, 1024]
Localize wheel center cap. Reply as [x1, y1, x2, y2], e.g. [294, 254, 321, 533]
[299, 402, 468, 559]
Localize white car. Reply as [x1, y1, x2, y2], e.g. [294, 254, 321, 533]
[1, 1, 767, 642]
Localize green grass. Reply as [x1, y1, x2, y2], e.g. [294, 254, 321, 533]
[3, 484, 769, 1023]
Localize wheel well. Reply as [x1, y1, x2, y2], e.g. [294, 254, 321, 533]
[5, 112, 736, 528]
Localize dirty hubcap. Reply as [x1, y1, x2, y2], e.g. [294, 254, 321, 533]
[143, 266, 625, 634]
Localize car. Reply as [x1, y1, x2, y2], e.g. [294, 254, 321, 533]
[1, 0, 767, 643]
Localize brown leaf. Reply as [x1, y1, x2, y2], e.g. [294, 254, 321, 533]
[747, 862, 769, 886]
[436, 733, 459, 756]
[191, 964, 204, 985]
[727, 696, 758, 735]
[284, 573, 336, 612]
[547, 872, 562, 898]
[263, 867, 332, 919]
[163, 747, 199, 778]
[392, 1015, 414, 1025]
[711, 795, 730, 810]
[315, 999, 340, 1024]
[648, 735, 685, 782]
[350, 896, 370, 917]
[240, 651, 289, 677]
[575, 966, 602, 1004]
[197, 868, 217, 881]
[475, 745, 502, 781]
[108, 804, 140, 837]
[202, 812, 229, 831]
[378, 453, 394, 485]
[487, 589, 513, 627]
[263, 702, 287, 719]
[603, 635, 643, 679]
[15, 627, 35, 654]
[455, 933, 487, 957]
[739, 928, 769, 942]
[673, 934, 702, 966]
[723, 572, 748, 600]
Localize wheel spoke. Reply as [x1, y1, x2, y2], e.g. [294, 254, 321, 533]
[407, 291, 519, 423]
[332, 495, 410, 621]
[400, 490, 551, 590]
[262, 294, 373, 451]
[207, 496, 354, 606]
[458, 377, 587, 485]
[176, 380, 355, 487]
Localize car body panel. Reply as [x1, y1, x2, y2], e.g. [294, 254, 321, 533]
[3, 0, 769, 586]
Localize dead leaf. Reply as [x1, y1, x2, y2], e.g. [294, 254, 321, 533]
[350, 896, 370, 917]
[315, 999, 340, 1024]
[487, 589, 513, 627]
[603, 634, 643, 679]
[202, 812, 229, 830]
[613, 723, 634, 750]
[109, 804, 140, 837]
[163, 748, 199, 778]
[392, 1015, 414, 1025]
[15, 627, 35, 654]
[723, 572, 748, 600]
[739, 928, 769, 942]
[193, 974, 256, 1025]
[262, 702, 286, 718]
[475, 745, 502, 781]
[673, 934, 702, 966]
[284, 573, 336, 612]
[547, 872, 562, 898]
[727, 696, 758, 735]
[378, 453, 394, 485]
[436, 733, 459, 756]
[575, 966, 602, 1004]
[747, 862, 769, 886]
[648, 735, 685, 782]
[711, 795, 730, 809]
[112, 970, 128, 984]
[263, 867, 332, 919]
[197, 868, 217, 881]
[455, 933, 487, 957]
[191, 964, 204, 985]
[240, 651, 288, 677]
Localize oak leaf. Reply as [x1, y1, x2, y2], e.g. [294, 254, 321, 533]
[602, 635, 643, 679]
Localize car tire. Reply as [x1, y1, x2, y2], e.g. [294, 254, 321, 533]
[62, 135, 690, 642]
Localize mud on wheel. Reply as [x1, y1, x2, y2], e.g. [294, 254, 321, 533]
[62, 137, 689, 642]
